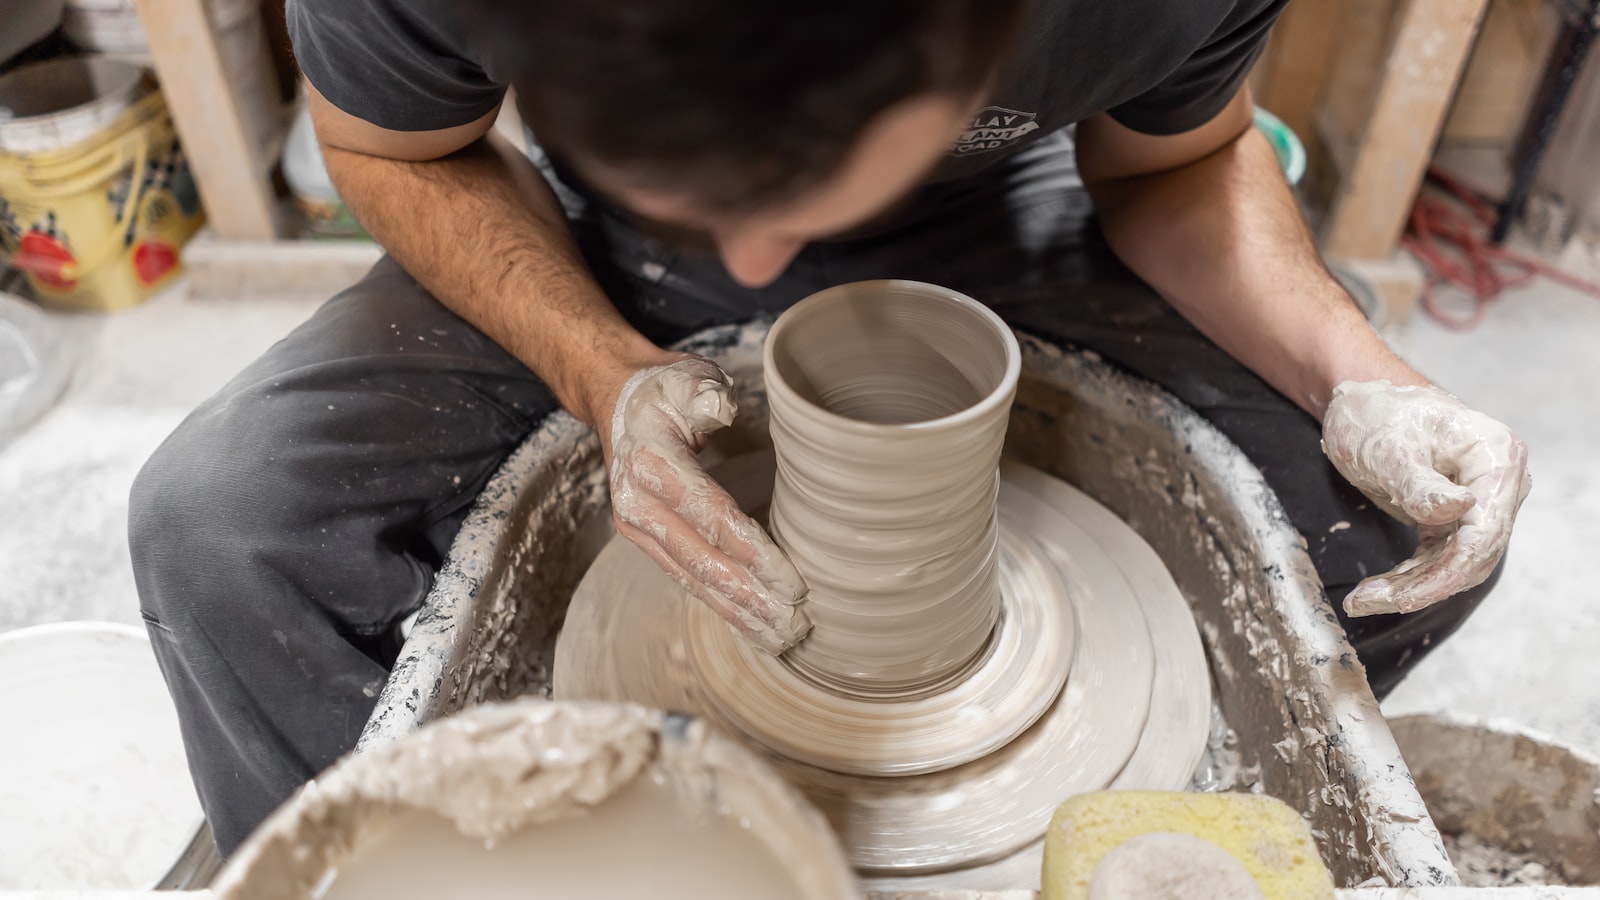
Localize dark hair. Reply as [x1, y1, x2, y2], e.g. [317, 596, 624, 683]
[463, 0, 1024, 215]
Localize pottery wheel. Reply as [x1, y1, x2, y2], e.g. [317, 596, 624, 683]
[554, 450, 1212, 876]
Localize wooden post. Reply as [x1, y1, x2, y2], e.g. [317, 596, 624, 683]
[133, 0, 284, 241]
[1320, 0, 1490, 260]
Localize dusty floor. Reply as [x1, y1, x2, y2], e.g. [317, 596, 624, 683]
[0, 271, 1596, 760]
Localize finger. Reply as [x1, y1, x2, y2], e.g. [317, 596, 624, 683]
[1392, 463, 1477, 526]
[631, 442, 808, 605]
[1347, 424, 1529, 616]
[718, 505, 809, 605]
[1343, 584, 1399, 618]
[673, 478, 808, 605]
[1342, 539, 1430, 617]
[1343, 529, 1464, 617]
[618, 489, 767, 607]
[615, 476, 809, 629]
[659, 358, 737, 436]
[1346, 510, 1512, 616]
[1383, 535, 1489, 614]
[1374, 437, 1529, 611]
[615, 519, 811, 653]
[1454, 432, 1532, 529]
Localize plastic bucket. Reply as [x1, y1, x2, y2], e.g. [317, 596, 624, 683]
[1253, 107, 1307, 188]
[0, 58, 204, 312]
[0, 56, 144, 153]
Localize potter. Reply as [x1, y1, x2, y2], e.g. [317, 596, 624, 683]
[131, 0, 1529, 867]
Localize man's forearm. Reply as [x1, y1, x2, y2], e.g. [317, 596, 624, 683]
[1084, 127, 1425, 419]
[322, 133, 667, 428]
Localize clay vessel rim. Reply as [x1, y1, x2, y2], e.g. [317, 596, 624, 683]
[762, 280, 1022, 437]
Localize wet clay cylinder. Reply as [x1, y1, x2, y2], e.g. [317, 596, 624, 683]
[766, 281, 1021, 695]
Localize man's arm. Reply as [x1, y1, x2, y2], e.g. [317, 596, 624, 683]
[1076, 86, 1530, 615]
[308, 87, 809, 649]
[308, 86, 664, 428]
[1077, 88, 1422, 417]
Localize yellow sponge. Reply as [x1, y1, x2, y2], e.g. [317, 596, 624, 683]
[1042, 791, 1335, 900]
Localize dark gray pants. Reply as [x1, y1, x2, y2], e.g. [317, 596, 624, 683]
[129, 133, 1493, 856]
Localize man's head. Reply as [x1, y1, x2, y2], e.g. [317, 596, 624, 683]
[463, 0, 1023, 285]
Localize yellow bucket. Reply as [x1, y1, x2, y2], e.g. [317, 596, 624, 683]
[0, 65, 204, 313]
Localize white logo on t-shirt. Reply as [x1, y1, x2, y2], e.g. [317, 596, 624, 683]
[950, 106, 1041, 156]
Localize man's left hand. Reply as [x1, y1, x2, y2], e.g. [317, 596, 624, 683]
[1321, 380, 1532, 617]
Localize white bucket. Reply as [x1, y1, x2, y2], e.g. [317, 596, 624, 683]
[0, 56, 146, 154]
[0, 622, 212, 890]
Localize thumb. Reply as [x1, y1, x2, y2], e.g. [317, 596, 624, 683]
[1394, 465, 1477, 526]
[683, 375, 736, 435]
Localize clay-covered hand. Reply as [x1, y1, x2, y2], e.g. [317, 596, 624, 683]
[1321, 380, 1531, 617]
[606, 357, 811, 652]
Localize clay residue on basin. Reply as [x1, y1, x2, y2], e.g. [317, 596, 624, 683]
[1391, 713, 1600, 887]
[222, 700, 859, 900]
[1443, 833, 1562, 887]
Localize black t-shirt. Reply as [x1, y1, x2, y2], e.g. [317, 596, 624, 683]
[287, 0, 1284, 184]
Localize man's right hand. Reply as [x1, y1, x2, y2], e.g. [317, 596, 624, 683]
[595, 356, 811, 653]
